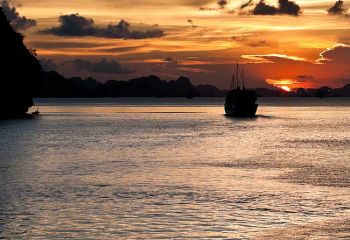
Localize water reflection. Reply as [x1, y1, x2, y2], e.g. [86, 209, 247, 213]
[1, 98, 350, 239]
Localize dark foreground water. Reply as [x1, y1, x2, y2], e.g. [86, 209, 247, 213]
[1, 98, 350, 239]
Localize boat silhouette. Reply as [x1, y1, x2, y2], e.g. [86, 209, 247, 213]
[32, 107, 40, 115]
[225, 63, 258, 117]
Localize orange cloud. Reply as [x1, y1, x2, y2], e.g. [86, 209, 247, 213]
[316, 44, 350, 64]
[241, 54, 309, 63]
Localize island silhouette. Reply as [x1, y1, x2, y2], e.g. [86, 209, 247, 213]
[38, 71, 350, 98]
[0, 7, 42, 118]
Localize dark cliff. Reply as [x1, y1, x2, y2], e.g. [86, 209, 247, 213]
[0, 7, 42, 117]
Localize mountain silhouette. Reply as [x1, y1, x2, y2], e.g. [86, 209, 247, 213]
[0, 7, 42, 118]
[39, 70, 350, 98]
[39, 72, 207, 98]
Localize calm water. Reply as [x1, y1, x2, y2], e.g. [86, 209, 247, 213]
[1, 98, 350, 239]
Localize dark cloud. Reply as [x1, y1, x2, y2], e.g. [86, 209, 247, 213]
[100, 20, 165, 39]
[252, 0, 301, 16]
[252, 1, 278, 15]
[42, 14, 95, 36]
[318, 45, 350, 64]
[217, 0, 228, 9]
[0, 0, 36, 30]
[328, 0, 348, 15]
[41, 14, 165, 39]
[65, 59, 134, 74]
[278, 0, 301, 15]
[39, 58, 58, 71]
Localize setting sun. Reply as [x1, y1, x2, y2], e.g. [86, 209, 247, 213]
[280, 86, 291, 92]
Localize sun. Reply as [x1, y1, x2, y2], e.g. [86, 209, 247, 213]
[280, 86, 291, 92]
[266, 79, 297, 92]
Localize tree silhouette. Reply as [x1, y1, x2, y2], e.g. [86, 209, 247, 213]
[0, 7, 42, 117]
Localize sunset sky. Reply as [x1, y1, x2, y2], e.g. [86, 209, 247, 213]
[2, 0, 350, 89]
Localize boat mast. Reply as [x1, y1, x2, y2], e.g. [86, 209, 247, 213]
[242, 67, 245, 90]
[230, 71, 235, 90]
[236, 62, 239, 89]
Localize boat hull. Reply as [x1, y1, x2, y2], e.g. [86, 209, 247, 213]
[225, 103, 258, 117]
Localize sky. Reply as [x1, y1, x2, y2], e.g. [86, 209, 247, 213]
[2, 0, 350, 89]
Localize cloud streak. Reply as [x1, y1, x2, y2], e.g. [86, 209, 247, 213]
[241, 54, 308, 63]
[41, 14, 165, 39]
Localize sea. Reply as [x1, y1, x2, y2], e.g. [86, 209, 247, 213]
[0, 98, 349, 239]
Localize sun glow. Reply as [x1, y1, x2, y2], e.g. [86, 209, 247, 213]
[280, 86, 291, 92]
[266, 79, 300, 91]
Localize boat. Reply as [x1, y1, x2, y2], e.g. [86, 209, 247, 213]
[32, 107, 40, 115]
[225, 63, 258, 117]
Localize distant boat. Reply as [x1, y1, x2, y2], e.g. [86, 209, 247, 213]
[225, 63, 258, 117]
[32, 108, 40, 115]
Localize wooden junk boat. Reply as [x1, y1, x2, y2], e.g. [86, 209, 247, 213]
[225, 63, 258, 117]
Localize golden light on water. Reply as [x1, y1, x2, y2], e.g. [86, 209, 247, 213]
[3, 99, 350, 239]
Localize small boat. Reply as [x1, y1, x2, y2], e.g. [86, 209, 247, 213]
[225, 63, 258, 117]
[32, 108, 40, 115]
